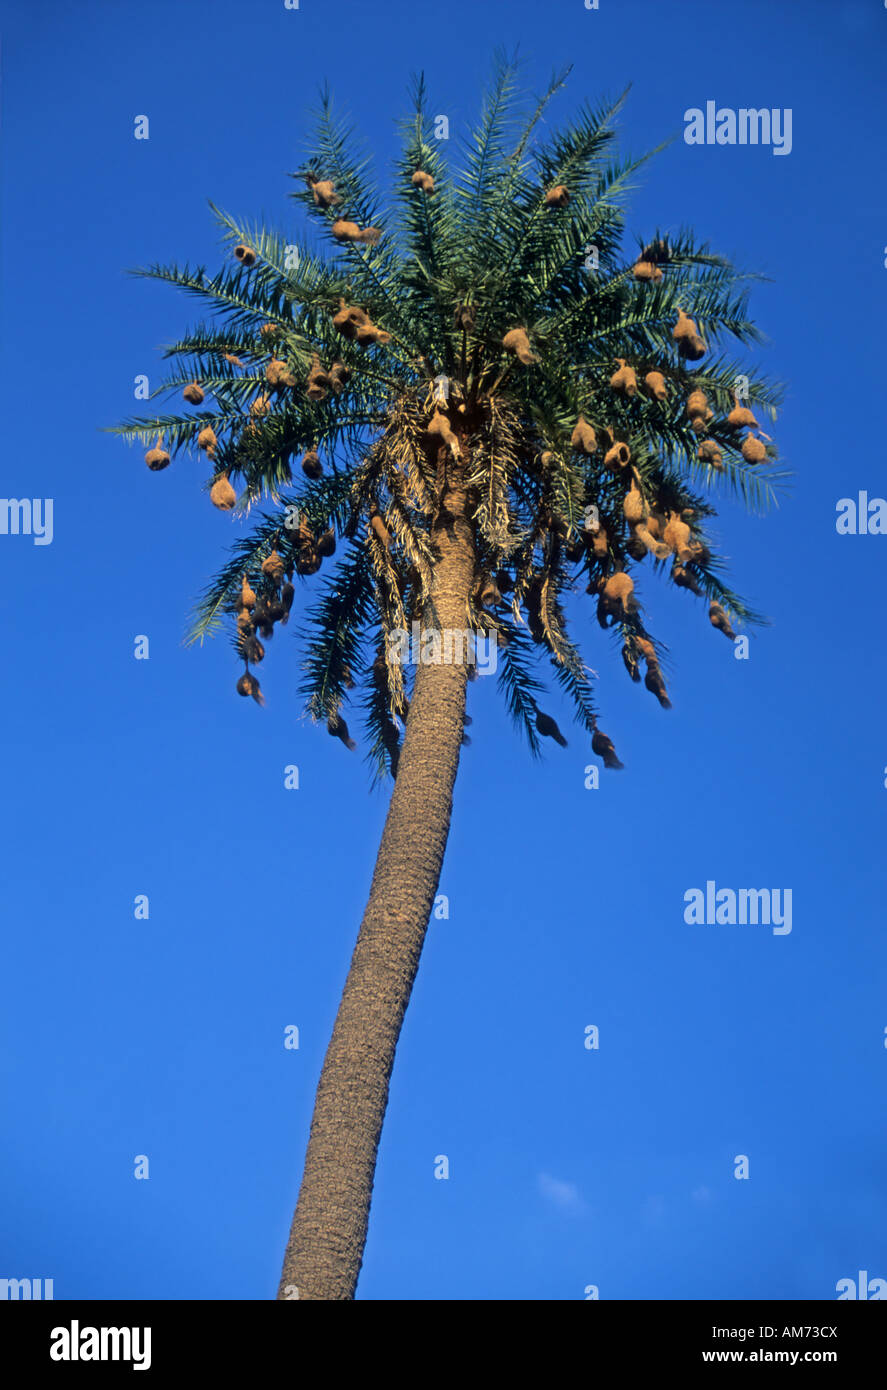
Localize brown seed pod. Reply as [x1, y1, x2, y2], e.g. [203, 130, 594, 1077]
[741, 434, 767, 463]
[316, 528, 336, 558]
[310, 179, 340, 207]
[544, 184, 570, 207]
[265, 358, 297, 389]
[728, 393, 758, 429]
[236, 671, 264, 704]
[240, 574, 256, 609]
[426, 410, 461, 458]
[197, 425, 217, 453]
[250, 394, 271, 418]
[592, 727, 623, 770]
[610, 359, 638, 397]
[234, 244, 257, 267]
[502, 327, 538, 365]
[709, 601, 736, 641]
[145, 435, 170, 471]
[261, 549, 285, 584]
[697, 439, 723, 469]
[672, 309, 706, 360]
[183, 382, 205, 405]
[570, 416, 598, 455]
[411, 169, 435, 194]
[604, 440, 632, 472]
[301, 448, 323, 480]
[623, 479, 645, 523]
[644, 370, 668, 402]
[210, 475, 237, 510]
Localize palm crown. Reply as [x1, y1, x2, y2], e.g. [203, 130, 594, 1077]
[111, 59, 783, 779]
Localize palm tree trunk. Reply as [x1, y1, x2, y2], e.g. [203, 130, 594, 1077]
[277, 474, 476, 1301]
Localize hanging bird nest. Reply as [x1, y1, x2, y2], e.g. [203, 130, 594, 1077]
[210, 475, 237, 510]
[411, 169, 435, 194]
[570, 416, 598, 454]
[672, 309, 706, 360]
[236, 671, 263, 703]
[183, 382, 204, 405]
[741, 434, 767, 463]
[145, 435, 170, 471]
[305, 354, 331, 400]
[310, 179, 340, 207]
[697, 439, 723, 469]
[234, 244, 257, 267]
[709, 602, 736, 640]
[426, 410, 461, 457]
[317, 528, 336, 558]
[728, 394, 759, 429]
[301, 448, 323, 480]
[544, 184, 570, 207]
[265, 358, 297, 389]
[295, 548, 322, 576]
[604, 440, 632, 472]
[331, 219, 382, 245]
[644, 370, 668, 401]
[250, 394, 271, 417]
[632, 260, 663, 282]
[610, 359, 638, 397]
[261, 549, 286, 584]
[502, 327, 538, 365]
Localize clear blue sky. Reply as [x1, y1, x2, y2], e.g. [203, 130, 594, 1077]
[1, 0, 886, 1300]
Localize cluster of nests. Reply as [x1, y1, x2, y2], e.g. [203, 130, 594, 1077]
[234, 522, 336, 704]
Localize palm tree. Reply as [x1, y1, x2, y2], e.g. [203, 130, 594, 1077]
[111, 57, 783, 1300]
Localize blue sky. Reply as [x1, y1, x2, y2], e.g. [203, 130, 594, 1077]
[1, 0, 886, 1300]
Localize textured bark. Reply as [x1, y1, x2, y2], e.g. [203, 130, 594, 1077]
[277, 473, 476, 1301]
